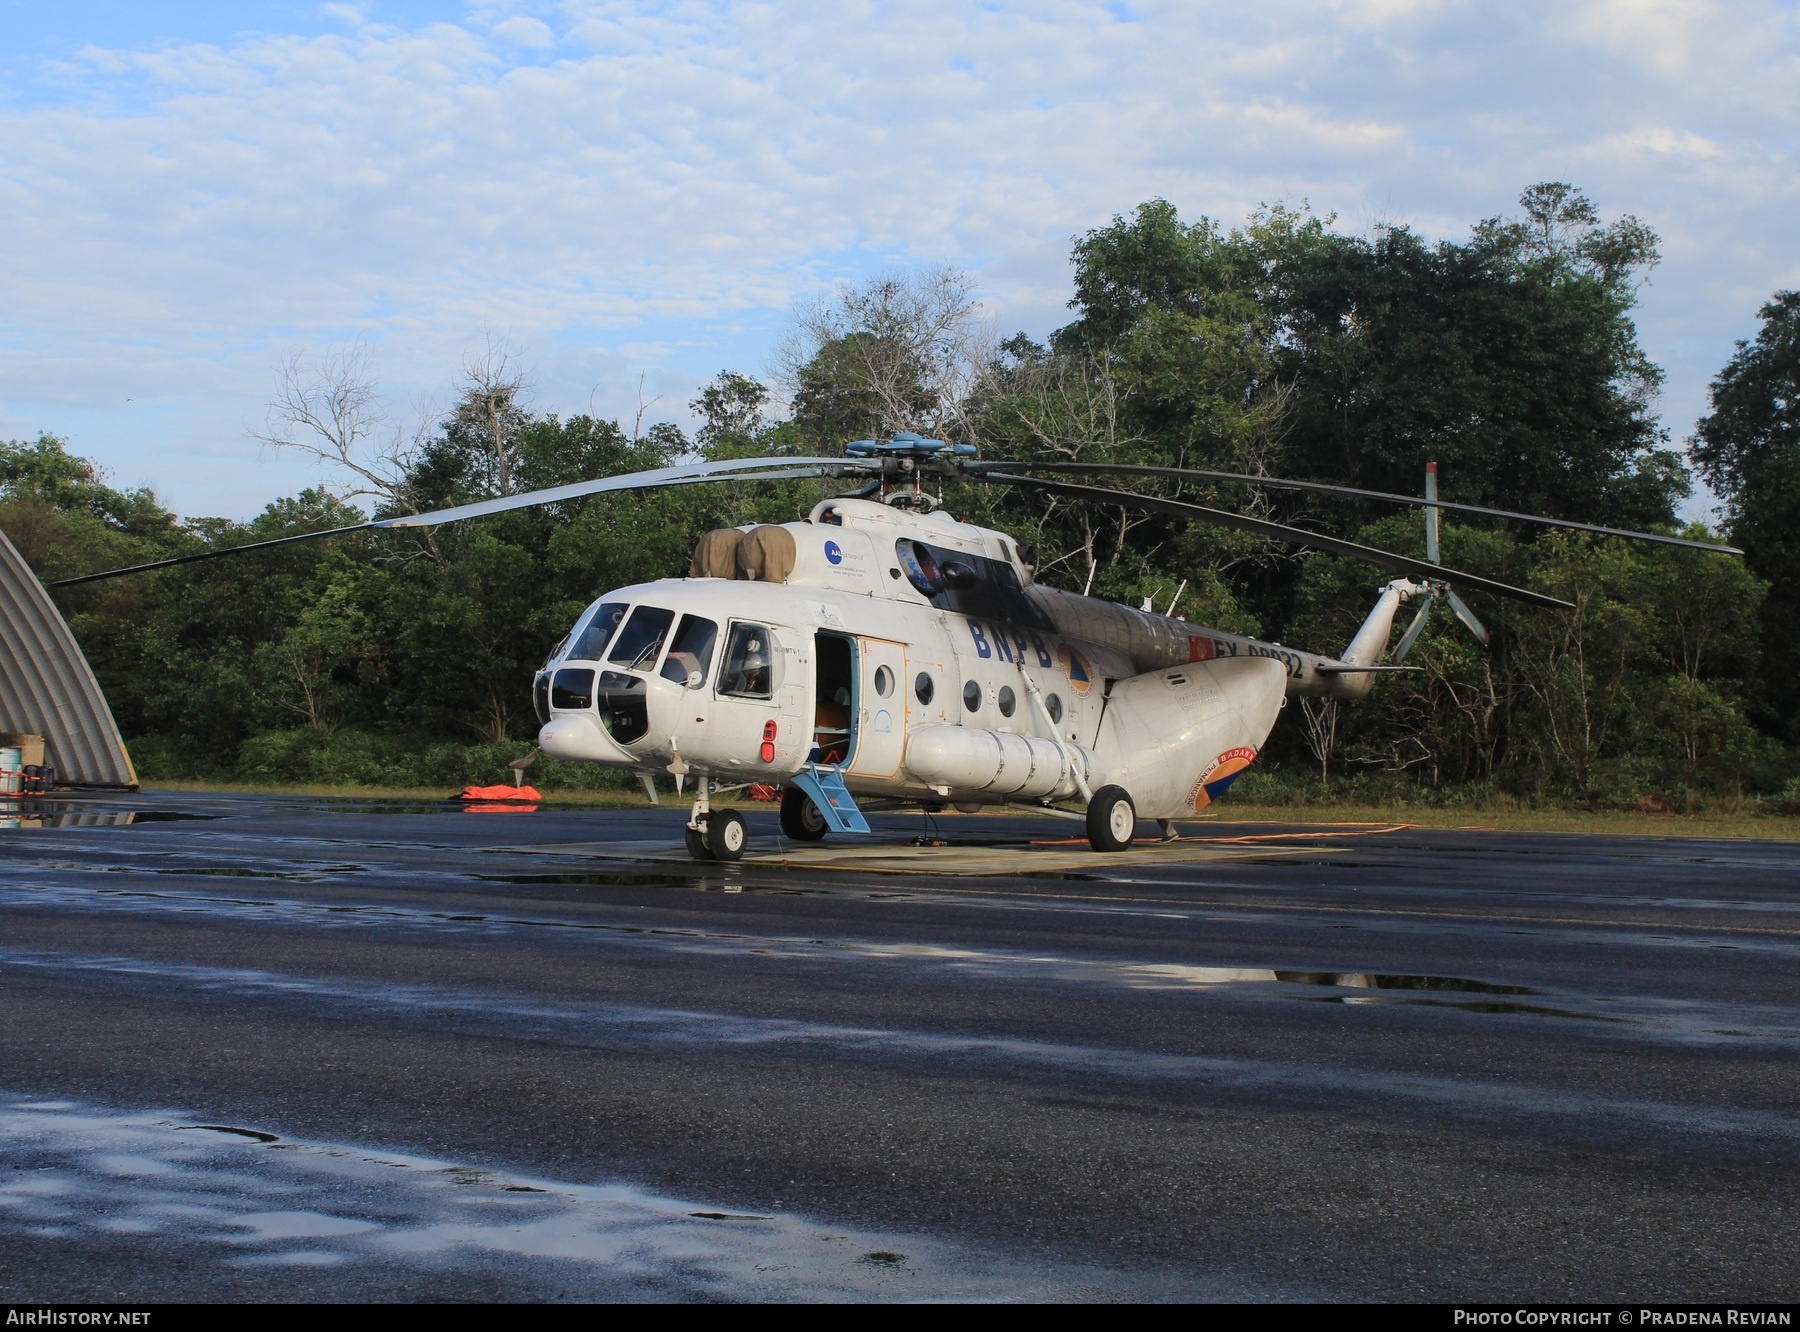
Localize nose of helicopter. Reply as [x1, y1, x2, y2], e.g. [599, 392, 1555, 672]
[538, 666, 685, 766]
[538, 712, 634, 764]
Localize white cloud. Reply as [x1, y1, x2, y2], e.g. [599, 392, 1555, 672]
[490, 16, 556, 48]
[0, 0, 1793, 517]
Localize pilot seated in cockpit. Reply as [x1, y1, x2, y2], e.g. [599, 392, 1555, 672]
[739, 635, 771, 695]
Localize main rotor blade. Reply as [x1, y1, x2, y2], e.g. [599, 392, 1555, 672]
[981, 462, 1743, 556]
[376, 457, 864, 529]
[974, 473, 1573, 610]
[49, 521, 382, 588]
[49, 457, 863, 588]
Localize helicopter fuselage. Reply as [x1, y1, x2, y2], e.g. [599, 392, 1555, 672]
[530, 498, 1338, 821]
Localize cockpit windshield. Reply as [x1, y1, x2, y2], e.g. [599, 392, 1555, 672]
[607, 605, 676, 671]
[566, 602, 629, 661]
[659, 614, 718, 689]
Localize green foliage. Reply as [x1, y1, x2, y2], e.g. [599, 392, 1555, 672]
[1055, 187, 1686, 527]
[1690, 290, 1800, 740]
[1271, 521, 1779, 805]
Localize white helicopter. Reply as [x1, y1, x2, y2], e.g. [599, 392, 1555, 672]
[58, 434, 1737, 858]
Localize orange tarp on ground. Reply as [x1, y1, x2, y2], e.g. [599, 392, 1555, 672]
[459, 784, 542, 802]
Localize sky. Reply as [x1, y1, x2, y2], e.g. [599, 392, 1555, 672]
[1, 0, 1796, 521]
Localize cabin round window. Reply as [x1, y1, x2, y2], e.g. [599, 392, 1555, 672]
[1046, 692, 1064, 724]
[873, 665, 893, 698]
[962, 680, 983, 713]
[915, 672, 935, 705]
[997, 686, 1017, 718]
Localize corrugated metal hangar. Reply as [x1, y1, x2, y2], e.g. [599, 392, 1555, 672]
[0, 527, 138, 788]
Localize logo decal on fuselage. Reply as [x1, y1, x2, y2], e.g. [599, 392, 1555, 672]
[1190, 746, 1257, 812]
[823, 540, 843, 565]
[1056, 644, 1094, 696]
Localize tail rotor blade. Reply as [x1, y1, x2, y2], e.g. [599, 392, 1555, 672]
[1391, 595, 1437, 664]
[1424, 462, 1440, 565]
[1445, 590, 1491, 646]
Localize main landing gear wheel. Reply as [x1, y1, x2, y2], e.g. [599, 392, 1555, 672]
[1085, 785, 1137, 853]
[684, 824, 713, 861]
[706, 808, 748, 861]
[779, 787, 830, 841]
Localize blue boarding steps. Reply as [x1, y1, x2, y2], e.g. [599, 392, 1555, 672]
[788, 764, 871, 835]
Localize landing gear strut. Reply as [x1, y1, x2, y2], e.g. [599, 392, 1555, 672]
[1085, 785, 1137, 852]
[685, 775, 749, 862]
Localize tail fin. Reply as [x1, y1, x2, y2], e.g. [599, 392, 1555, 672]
[1320, 579, 1426, 699]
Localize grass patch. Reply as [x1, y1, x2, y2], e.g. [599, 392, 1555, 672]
[1187, 802, 1800, 840]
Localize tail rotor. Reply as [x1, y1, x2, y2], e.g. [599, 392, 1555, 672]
[1390, 463, 1491, 665]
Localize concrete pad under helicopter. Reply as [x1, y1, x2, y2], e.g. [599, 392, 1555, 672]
[48, 433, 1742, 861]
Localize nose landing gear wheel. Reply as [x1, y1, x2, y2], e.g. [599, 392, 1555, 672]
[1085, 785, 1137, 852]
[779, 787, 830, 841]
[684, 824, 713, 861]
[706, 808, 748, 861]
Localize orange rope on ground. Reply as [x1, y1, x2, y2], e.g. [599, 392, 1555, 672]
[1179, 824, 1418, 844]
[1028, 823, 1417, 847]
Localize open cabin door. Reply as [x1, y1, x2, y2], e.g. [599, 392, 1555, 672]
[811, 633, 855, 766]
[848, 637, 906, 779]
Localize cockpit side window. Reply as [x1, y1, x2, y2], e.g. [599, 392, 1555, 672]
[566, 602, 629, 661]
[607, 605, 676, 671]
[659, 614, 719, 689]
[718, 622, 778, 699]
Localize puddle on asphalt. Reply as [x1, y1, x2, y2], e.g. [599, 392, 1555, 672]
[150, 863, 373, 881]
[0, 1096, 1210, 1301]
[475, 869, 858, 897]
[1300, 996, 1626, 1023]
[15, 855, 373, 883]
[479, 871, 726, 890]
[1339, 973, 1533, 995]
[6, 870, 1794, 1042]
[0, 804, 219, 830]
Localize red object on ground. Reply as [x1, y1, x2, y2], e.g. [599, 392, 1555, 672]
[459, 784, 543, 802]
[747, 783, 781, 802]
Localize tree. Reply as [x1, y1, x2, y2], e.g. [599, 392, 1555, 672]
[1690, 290, 1800, 741]
[775, 268, 993, 445]
[255, 345, 417, 512]
[1053, 188, 1688, 528]
[437, 337, 534, 498]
